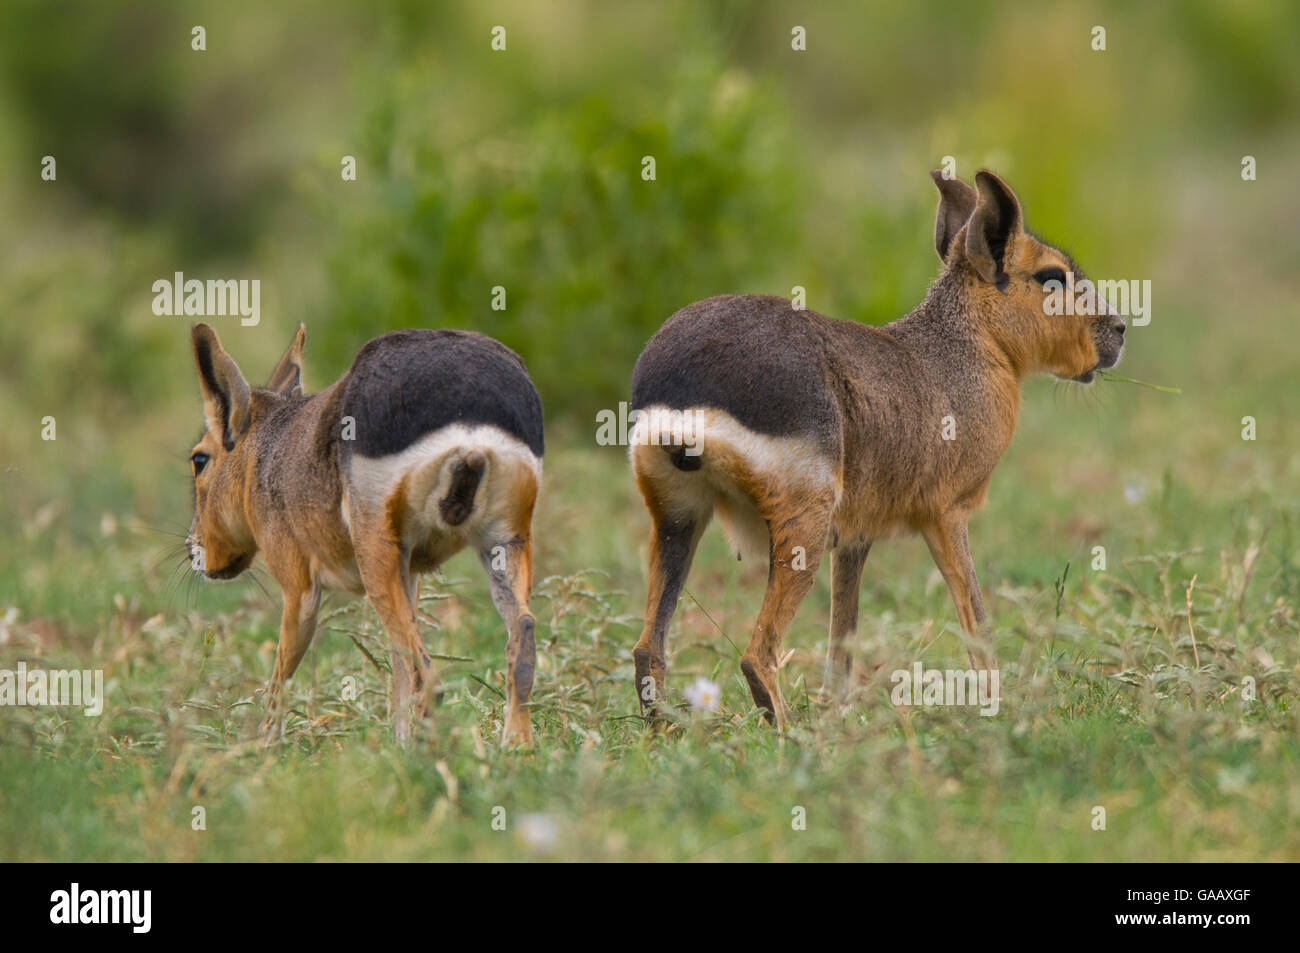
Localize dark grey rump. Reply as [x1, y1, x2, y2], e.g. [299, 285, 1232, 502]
[339, 329, 544, 459]
[631, 295, 842, 450]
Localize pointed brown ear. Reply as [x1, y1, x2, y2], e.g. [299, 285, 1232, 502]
[931, 170, 977, 262]
[964, 170, 1024, 288]
[265, 323, 306, 397]
[192, 324, 251, 450]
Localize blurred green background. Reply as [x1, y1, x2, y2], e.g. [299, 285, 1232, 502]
[1, 0, 1299, 862]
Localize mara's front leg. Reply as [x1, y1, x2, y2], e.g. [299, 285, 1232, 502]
[826, 538, 871, 692]
[920, 512, 994, 669]
[741, 496, 835, 729]
[262, 560, 322, 743]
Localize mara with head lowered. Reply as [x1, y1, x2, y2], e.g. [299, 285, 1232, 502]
[186, 323, 544, 746]
[629, 170, 1126, 727]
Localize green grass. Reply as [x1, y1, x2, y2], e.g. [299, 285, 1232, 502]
[3, 371, 1298, 860]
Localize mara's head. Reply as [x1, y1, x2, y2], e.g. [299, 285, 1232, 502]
[931, 169, 1125, 382]
[186, 322, 306, 580]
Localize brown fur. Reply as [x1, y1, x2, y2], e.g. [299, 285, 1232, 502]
[630, 170, 1126, 726]
[186, 324, 543, 747]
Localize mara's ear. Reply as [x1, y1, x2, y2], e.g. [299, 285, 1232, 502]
[964, 170, 1024, 288]
[192, 323, 251, 451]
[930, 170, 978, 262]
[265, 323, 306, 397]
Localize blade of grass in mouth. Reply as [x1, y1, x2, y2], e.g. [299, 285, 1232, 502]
[1096, 371, 1182, 394]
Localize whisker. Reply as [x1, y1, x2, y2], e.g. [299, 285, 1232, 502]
[161, 562, 189, 613]
[144, 520, 191, 537]
[244, 568, 277, 606]
[184, 570, 199, 615]
[148, 541, 188, 572]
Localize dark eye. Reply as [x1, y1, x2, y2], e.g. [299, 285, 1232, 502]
[191, 452, 210, 476]
[1033, 267, 1067, 286]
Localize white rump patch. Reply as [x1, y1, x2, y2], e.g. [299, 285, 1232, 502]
[347, 424, 541, 540]
[630, 405, 838, 561]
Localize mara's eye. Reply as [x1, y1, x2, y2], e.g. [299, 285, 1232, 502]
[1033, 267, 1067, 286]
[191, 452, 210, 476]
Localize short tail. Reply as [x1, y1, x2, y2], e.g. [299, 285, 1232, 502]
[438, 449, 486, 526]
[661, 444, 702, 472]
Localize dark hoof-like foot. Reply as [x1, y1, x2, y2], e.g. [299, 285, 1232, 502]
[633, 647, 659, 718]
[740, 659, 776, 724]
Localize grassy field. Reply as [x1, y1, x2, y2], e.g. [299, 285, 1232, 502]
[3, 298, 1298, 861]
[1, 1, 1298, 862]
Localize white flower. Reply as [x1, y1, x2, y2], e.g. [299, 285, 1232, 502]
[685, 676, 721, 712]
[1124, 483, 1145, 504]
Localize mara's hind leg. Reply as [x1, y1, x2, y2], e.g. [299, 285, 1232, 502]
[826, 538, 871, 692]
[352, 515, 433, 746]
[740, 495, 834, 729]
[633, 513, 708, 717]
[476, 465, 540, 747]
[478, 531, 538, 747]
[631, 449, 711, 718]
[405, 574, 442, 704]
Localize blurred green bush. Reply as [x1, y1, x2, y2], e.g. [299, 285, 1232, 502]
[319, 53, 803, 416]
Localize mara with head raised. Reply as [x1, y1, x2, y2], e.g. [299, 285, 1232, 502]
[629, 170, 1126, 727]
[185, 323, 544, 746]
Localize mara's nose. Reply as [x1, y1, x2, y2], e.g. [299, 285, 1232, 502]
[1110, 316, 1126, 336]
